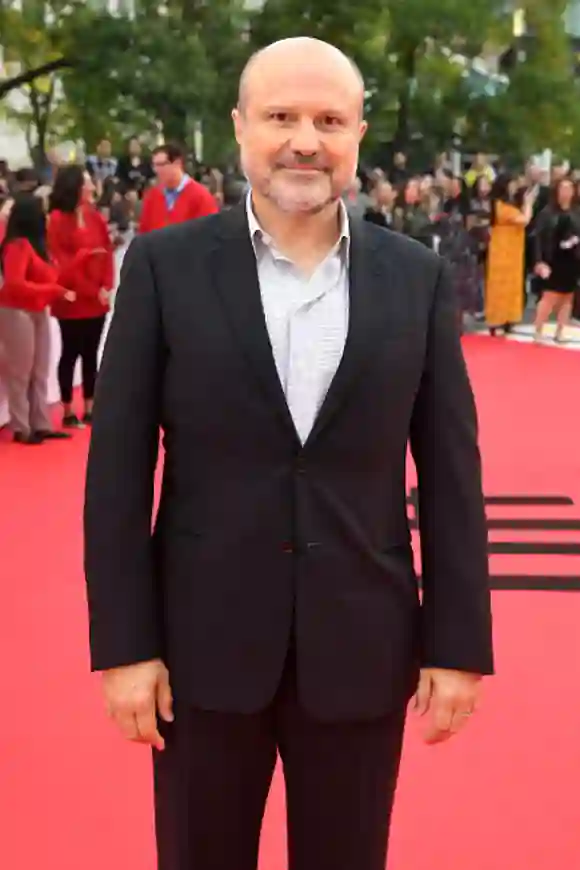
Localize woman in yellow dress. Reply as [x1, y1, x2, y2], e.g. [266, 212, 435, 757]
[485, 172, 536, 335]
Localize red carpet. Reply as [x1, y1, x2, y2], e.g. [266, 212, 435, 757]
[0, 335, 579, 869]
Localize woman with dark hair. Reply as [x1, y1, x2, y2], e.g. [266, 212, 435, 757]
[436, 177, 479, 325]
[0, 194, 74, 443]
[97, 175, 131, 235]
[116, 136, 153, 198]
[533, 176, 580, 343]
[485, 171, 536, 336]
[392, 178, 435, 247]
[467, 175, 493, 316]
[363, 179, 395, 227]
[442, 174, 469, 218]
[47, 164, 114, 427]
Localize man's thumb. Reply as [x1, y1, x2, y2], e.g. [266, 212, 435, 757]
[414, 672, 433, 717]
[157, 676, 174, 723]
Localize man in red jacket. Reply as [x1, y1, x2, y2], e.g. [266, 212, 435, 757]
[138, 143, 218, 234]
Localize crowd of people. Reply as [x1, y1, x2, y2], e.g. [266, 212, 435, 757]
[0, 141, 219, 445]
[347, 152, 580, 340]
[0, 140, 579, 447]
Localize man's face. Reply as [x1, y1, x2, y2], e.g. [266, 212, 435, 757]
[232, 61, 366, 215]
[376, 181, 394, 207]
[152, 151, 183, 188]
[98, 140, 112, 159]
[129, 139, 141, 157]
[394, 152, 406, 168]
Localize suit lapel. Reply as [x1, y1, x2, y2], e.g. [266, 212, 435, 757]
[211, 205, 300, 444]
[210, 206, 392, 450]
[305, 219, 389, 447]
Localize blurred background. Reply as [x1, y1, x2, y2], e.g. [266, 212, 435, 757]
[1, 0, 580, 174]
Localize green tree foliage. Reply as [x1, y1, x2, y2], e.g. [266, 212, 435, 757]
[3, 0, 580, 167]
[59, 0, 248, 159]
[474, 0, 580, 159]
[250, 0, 507, 161]
[249, 0, 392, 151]
[0, 0, 71, 159]
[250, 0, 580, 164]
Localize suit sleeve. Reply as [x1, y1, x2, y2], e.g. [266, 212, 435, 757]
[410, 260, 494, 676]
[84, 235, 163, 671]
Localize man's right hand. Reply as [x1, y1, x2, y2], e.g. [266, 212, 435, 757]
[102, 659, 173, 751]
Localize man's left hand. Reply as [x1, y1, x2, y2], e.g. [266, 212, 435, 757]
[413, 668, 482, 745]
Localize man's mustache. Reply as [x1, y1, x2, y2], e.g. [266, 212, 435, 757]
[275, 155, 329, 171]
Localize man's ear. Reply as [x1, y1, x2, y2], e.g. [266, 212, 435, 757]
[232, 107, 243, 146]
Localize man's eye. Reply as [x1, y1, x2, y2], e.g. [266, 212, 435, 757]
[270, 112, 290, 123]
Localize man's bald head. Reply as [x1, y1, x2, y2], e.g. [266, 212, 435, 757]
[232, 36, 367, 216]
[238, 37, 365, 116]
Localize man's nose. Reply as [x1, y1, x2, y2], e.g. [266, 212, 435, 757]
[289, 120, 320, 155]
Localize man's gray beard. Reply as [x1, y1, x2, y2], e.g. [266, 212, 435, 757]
[268, 194, 336, 215]
[240, 148, 358, 207]
[264, 177, 340, 215]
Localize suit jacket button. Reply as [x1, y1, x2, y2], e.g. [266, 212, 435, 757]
[296, 460, 306, 475]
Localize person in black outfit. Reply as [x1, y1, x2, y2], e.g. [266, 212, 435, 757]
[467, 175, 492, 315]
[116, 137, 153, 198]
[84, 38, 493, 870]
[392, 178, 435, 248]
[390, 150, 409, 186]
[533, 176, 580, 343]
[524, 164, 551, 302]
[363, 178, 395, 227]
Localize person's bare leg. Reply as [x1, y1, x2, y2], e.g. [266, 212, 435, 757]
[555, 293, 574, 342]
[534, 291, 556, 341]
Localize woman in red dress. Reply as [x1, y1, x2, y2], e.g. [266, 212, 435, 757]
[47, 165, 114, 428]
[0, 194, 75, 443]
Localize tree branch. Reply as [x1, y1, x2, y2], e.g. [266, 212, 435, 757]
[0, 57, 73, 99]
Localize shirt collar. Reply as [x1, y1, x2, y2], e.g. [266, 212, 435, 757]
[165, 173, 190, 196]
[246, 191, 350, 260]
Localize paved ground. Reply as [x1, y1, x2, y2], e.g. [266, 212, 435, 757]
[468, 295, 580, 351]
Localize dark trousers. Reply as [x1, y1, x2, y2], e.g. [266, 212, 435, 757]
[57, 316, 106, 404]
[153, 651, 407, 870]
